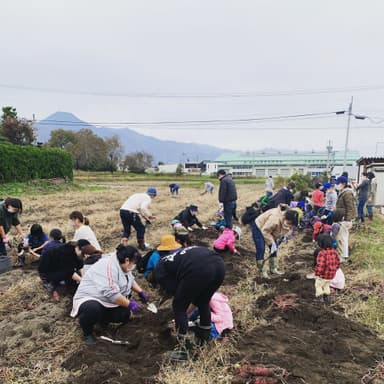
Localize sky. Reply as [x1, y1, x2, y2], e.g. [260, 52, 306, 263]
[1, 0, 384, 156]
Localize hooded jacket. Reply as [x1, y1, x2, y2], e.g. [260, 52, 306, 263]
[336, 188, 357, 221]
[70, 253, 135, 317]
[210, 292, 233, 334]
[255, 204, 291, 246]
[213, 228, 236, 253]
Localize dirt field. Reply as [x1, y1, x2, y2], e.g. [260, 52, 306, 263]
[1, 183, 383, 384]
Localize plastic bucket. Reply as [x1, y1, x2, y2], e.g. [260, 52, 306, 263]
[0, 255, 12, 274]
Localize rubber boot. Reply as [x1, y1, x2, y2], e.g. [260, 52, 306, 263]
[192, 325, 211, 345]
[137, 239, 147, 251]
[256, 259, 269, 279]
[368, 215, 373, 221]
[269, 257, 283, 275]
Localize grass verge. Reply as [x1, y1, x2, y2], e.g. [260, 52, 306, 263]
[0, 180, 105, 197]
[338, 212, 384, 335]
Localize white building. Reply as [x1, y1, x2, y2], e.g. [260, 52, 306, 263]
[204, 150, 359, 178]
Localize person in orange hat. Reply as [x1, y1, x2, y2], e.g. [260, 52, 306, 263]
[142, 235, 182, 280]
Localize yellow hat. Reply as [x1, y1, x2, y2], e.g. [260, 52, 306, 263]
[157, 235, 181, 251]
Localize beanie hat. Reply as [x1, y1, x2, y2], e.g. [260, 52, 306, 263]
[189, 205, 198, 212]
[147, 187, 157, 196]
[335, 176, 348, 185]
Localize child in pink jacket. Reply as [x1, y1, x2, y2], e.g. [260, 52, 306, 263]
[213, 226, 241, 255]
[189, 292, 233, 338]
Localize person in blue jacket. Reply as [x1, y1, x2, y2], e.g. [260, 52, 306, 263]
[144, 235, 182, 280]
[169, 183, 180, 196]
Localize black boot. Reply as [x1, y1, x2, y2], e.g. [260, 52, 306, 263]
[137, 239, 148, 251]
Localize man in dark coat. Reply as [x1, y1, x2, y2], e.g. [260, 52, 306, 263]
[217, 170, 238, 229]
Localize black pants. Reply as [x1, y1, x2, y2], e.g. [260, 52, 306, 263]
[77, 300, 131, 336]
[120, 209, 145, 240]
[41, 270, 76, 289]
[173, 261, 225, 335]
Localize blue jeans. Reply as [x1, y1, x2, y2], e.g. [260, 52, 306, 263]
[251, 221, 265, 260]
[223, 201, 236, 229]
[120, 209, 145, 240]
[357, 199, 367, 222]
[367, 204, 373, 217]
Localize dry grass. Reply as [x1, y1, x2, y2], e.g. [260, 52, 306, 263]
[1, 181, 266, 383]
[157, 340, 235, 384]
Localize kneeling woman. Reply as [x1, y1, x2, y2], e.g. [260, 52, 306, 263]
[70, 245, 148, 345]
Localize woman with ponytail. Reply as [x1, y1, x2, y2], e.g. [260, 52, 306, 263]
[69, 211, 101, 251]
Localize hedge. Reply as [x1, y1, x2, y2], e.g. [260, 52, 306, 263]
[0, 144, 73, 182]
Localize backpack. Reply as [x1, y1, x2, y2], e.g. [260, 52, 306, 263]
[241, 206, 261, 225]
[136, 249, 156, 274]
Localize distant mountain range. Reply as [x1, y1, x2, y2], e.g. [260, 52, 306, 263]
[35, 112, 231, 163]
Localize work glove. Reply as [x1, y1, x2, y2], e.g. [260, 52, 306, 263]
[187, 227, 194, 232]
[138, 290, 149, 303]
[201, 226, 207, 230]
[270, 242, 278, 255]
[127, 300, 142, 313]
[2, 236, 8, 244]
[218, 203, 224, 211]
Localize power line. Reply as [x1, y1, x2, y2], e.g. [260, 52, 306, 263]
[35, 111, 344, 126]
[2, 82, 384, 98]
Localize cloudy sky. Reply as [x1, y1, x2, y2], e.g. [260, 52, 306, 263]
[1, 0, 384, 155]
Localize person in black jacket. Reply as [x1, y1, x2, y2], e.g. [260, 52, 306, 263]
[38, 241, 84, 302]
[262, 181, 295, 212]
[217, 170, 238, 229]
[153, 246, 225, 343]
[174, 205, 207, 232]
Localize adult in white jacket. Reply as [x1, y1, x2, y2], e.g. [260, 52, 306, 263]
[120, 187, 157, 251]
[71, 245, 148, 345]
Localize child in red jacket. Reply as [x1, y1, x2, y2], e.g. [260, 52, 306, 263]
[315, 234, 340, 303]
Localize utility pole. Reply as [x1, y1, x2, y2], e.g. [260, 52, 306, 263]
[343, 96, 353, 171]
[326, 140, 333, 175]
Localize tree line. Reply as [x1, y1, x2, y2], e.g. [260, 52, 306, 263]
[0, 106, 155, 173]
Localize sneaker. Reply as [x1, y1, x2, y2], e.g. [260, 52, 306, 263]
[84, 334, 97, 346]
[270, 268, 284, 276]
[306, 273, 316, 279]
[262, 270, 270, 279]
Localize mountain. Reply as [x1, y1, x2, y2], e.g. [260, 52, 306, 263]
[35, 112, 231, 163]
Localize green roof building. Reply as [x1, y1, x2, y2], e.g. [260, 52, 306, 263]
[205, 150, 360, 178]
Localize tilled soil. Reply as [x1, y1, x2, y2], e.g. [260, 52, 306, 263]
[1, 227, 384, 384]
[233, 242, 384, 384]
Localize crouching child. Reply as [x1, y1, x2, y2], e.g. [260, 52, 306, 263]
[314, 234, 340, 303]
[188, 292, 233, 339]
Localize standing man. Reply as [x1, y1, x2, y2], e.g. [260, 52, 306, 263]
[119, 187, 157, 251]
[366, 172, 377, 221]
[353, 172, 370, 223]
[265, 176, 274, 193]
[217, 170, 237, 229]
